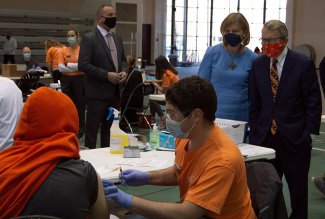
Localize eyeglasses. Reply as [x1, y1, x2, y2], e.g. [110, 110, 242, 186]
[259, 37, 284, 44]
[165, 111, 180, 121]
[165, 110, 192, 121]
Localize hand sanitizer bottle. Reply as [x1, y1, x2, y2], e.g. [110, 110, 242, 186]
[150, 123, 160, 150]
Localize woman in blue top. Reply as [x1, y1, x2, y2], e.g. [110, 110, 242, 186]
[198, 13, 257, 122]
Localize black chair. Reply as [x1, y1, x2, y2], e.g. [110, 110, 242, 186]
[120, 74, 155, 132]
[246, 162, 288, 219]
[17, 72, 44, 102]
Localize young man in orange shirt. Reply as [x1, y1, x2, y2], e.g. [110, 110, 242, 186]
[102, 76, 256, 219]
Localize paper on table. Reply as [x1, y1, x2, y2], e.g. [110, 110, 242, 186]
[237, 143, 275, 157]
[115, 158, 168, 168]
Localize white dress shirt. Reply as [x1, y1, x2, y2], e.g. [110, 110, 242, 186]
[270, 47, 288, 80]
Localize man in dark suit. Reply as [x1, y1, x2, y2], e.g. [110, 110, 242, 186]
[249, 20, 321, 219]
[79, 4, 126, 149]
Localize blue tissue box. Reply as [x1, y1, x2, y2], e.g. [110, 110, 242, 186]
[159, 132, 175, 149]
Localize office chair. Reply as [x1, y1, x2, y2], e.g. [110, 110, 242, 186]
[120, 76, 155, 133]
[17, 72, 44, 102]
[246, 162, 288, 219]
[292, 44, 316, 61]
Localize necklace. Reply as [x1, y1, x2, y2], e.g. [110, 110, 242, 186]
[228, 52, 237, 70]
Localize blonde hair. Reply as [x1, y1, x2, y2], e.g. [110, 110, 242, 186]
[220, 12, 250, 46]
[126, 55, 136, 68]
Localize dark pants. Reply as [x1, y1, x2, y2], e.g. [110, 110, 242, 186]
[262, 131, 311, 219]
[3, 54, 15, 64]
[52, 69, 62, 83]
[85, 97, 119, 149]
[61, 75, 86, 135]
[150, 100, 164, 118]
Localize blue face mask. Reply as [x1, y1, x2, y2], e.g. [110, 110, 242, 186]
[23, 52, 31, 60]
[224, 33, 242, 47]
[67, 37, 77, 46]
[166, 112, 195, 139]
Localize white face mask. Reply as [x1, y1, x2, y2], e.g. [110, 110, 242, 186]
[166, 112, 196, 139]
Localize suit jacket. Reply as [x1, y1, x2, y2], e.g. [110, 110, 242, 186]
[78, 28, 126, 99]
[249, 49, 322, 152]
[319, 56, 325, 94]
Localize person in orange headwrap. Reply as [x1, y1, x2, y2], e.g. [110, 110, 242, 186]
[0, 87, 108, 219]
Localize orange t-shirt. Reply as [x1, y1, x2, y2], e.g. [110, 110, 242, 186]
[162, 69, 179, 89]
[174, 125, 256, 219]
[46, 46, 62, 71]
[58, 46, 84, 76]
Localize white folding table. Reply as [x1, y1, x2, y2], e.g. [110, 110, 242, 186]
[80, 144, 275, 181]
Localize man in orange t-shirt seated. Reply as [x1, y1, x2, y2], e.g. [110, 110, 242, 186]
[102, 76, 256, 219]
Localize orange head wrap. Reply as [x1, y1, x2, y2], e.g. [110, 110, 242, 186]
[0, 87, 80, 218]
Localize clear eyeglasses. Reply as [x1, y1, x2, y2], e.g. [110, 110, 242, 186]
[259, 37, 284, 44]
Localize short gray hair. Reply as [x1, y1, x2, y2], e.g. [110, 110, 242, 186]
[263, 20, 288, 38]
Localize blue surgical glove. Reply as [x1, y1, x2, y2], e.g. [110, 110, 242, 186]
[102, 179, 132, 209]
[119, 169, 149, 186]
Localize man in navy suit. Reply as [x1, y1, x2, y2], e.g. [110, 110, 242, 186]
[79, 4, 126, 149]
[249, 20, 321, 219]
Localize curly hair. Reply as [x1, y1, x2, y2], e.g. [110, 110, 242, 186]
[165, 76, 216, 123]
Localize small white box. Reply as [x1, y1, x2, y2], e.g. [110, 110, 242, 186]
[16, 64, 27, 71]
[215, 118, 247, 144]
[123, 146, 141, 158]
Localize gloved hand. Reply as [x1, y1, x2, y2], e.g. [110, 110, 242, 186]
[119, 169, 149, 186]
[102, 179, 132, 209]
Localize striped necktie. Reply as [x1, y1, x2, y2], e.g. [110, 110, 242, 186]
[270, 58, 279, 135]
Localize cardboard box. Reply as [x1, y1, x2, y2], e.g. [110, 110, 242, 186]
[1, 64, 26, 77]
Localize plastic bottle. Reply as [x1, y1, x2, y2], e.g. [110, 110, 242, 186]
[110, 109, 129, 154]
[150, 123, 160, 150]
[141, 70, 146, 82]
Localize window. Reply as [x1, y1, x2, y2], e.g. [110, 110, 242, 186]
[166, 0, 287, 64]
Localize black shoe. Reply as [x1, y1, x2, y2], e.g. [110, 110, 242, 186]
[77, 132, 84, 139]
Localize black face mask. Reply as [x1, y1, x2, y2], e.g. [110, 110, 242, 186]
[6, 36, 10, 40]
[224, 33, 242, 47]
[104, 16, 117, 29]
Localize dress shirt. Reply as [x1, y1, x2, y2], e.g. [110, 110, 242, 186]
[269, 47, 288, 80]
[97, 25, 118, 72]
[97, 25, 111, 46]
